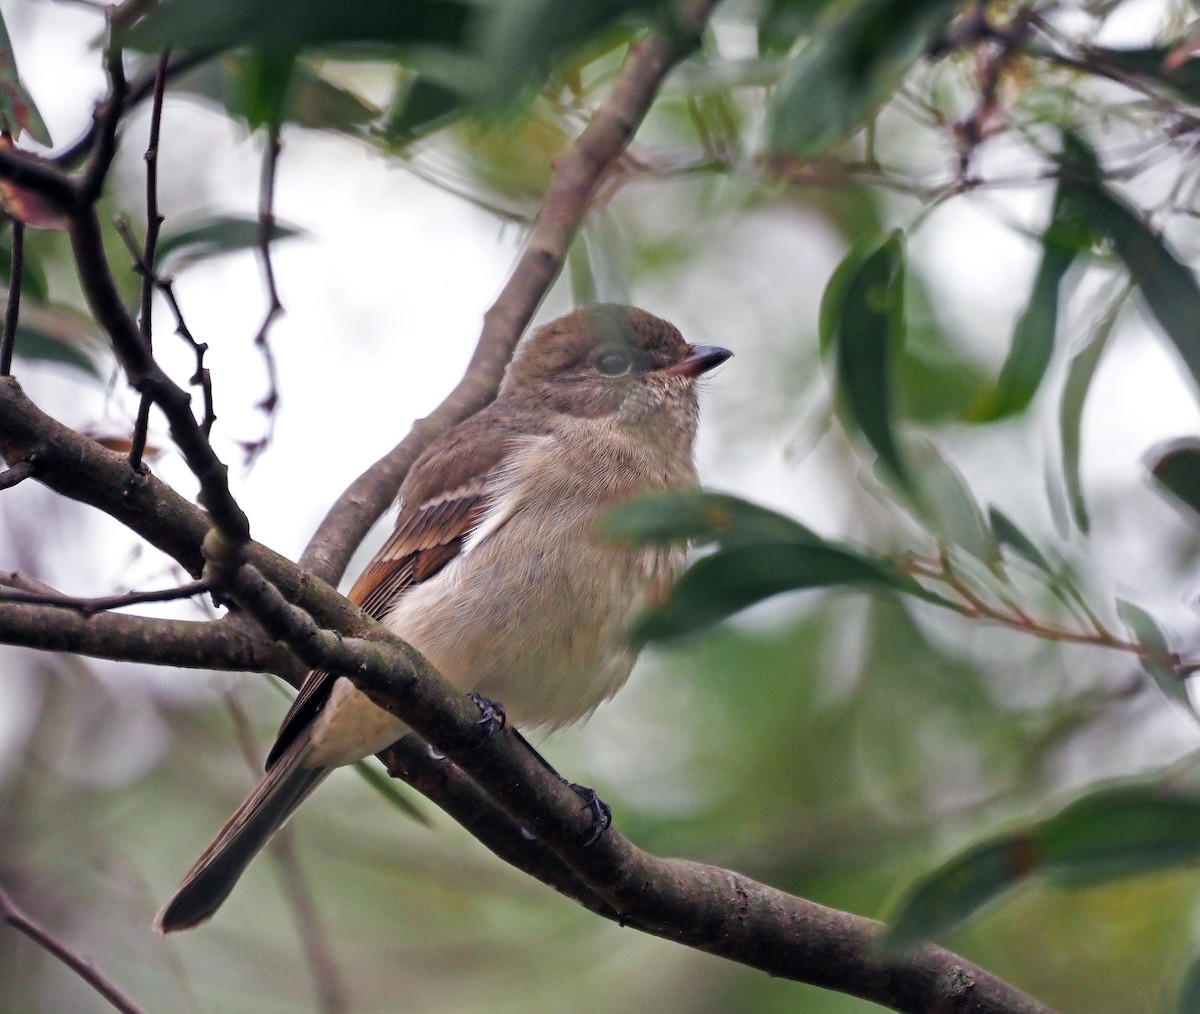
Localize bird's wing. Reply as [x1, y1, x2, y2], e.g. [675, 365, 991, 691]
[265, 409, 545, 769]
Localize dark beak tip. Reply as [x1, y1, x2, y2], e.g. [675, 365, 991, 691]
[668, 344, 733, 378]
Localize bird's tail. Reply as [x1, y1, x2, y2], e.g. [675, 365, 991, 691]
[155, 738, 329, 933]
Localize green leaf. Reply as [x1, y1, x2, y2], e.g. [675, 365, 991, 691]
[156, 216, 303, 273]
[756, 0, 843, 54]
[882, 836, 1039, 953]
[1058, 291, 1124, 534]
[480, 0, 659, 101]
[1115, 598, 1189, 714]
[11, 302, 103, 378]
[905, 438, 999, 565]
[764, 0, 958, 156]
[383, 75, 464, 144]
[634, 541, 904, 642]
[1059, 133, 1200, 399]
[828, 230, 912, 493]
[0, 230, 48, 304]
[601, 490, 821, 549]
[0, 11, 50, 145]
[1039, 785, 1200, 884]
[987, 506, 1053, 574]
[1150, 439, 1200, 521]
[122, 0, 472, 55]
[1178, 953, 1200, 1014]
[229, 50, 298, 131]
[969, 208, 1078, 421]
[287, 70, 381, 134]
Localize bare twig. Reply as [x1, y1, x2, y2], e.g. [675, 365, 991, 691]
[0, 220, 23, 375]
[77, 43, 128, 206]
[0, 883, 147, 1014]
[52, 50, 211, 168]
[113, 218, 216, 438]
[0, 574, 211, 617]
[299, 0, 725, 586]
[129, 52, 170, 473]
[246, 126, 284, 464]
[0, 458, 34, 488]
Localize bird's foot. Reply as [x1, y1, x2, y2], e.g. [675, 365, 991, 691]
[466, 693, 506, 744]
[568, 783, 612, 846]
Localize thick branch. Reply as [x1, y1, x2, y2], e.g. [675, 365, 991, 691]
[299, 0, 721, 585]
[0, 603, 295, 675]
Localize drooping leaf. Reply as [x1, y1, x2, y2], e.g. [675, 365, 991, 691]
[1058, 291, 1125, 534]
[987, 506, 1054, 575]
[480, 0, 660, 101]
[904, 438, 999, 565]
[229, 49, 298, 131]
[601, 491, 821, 549]
[881, 836, 1040, 953]
[1115, 598, 1189, 714]
[1178, 953, 1200, 1014]
[1149, 439, 1200, 522]
[633, 541, 905, 642]
[1059, 133, 1200, 399]
[383, 74, 464, 144]
[156, 216, 304, 273]
[122, 0, 473, 55]
[0, 229, 48, 304]
[756, 0, 843, 54]
[10, 301, 103, 378]
[764, 0, 958, 156]
[828, 230, 913, 493]
[1039, 785, 1200, 884]
[969, 207, 1078, 422]
[0, 10, 50, 145]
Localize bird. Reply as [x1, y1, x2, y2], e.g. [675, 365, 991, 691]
[156, 304, 731, 932]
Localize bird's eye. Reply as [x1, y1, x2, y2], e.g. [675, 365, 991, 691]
[595, 349, 633, 376]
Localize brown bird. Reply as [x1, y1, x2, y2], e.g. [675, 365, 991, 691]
[157, 304, 730, 932]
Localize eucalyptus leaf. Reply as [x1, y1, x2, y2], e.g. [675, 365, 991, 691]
[987, 506, 1053, 575]
[123, 0, 472, 55]
[634, 541, 903, 642]
[764, 0, 958, 156]
[828, 231, 913, 493]
[1115, 598, 1189, 714]
[1058, 292, 1124, 534]
[1040, 785, 1200, 883]
[601, 490, 821, 549]
[157, 216, 304, 273]
[1149, 439, 1200, 522]
[881, 836, 1038, 953]
[0, 10, 51, 145]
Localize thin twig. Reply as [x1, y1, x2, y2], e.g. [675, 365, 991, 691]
[52, 50, 210, 168]
[0, 574, 211, 617]
[77, 41, 128, 206]
[0, 883, 147, 1014]
[113, 218, 216, 438]
[245, 126, 284, 464]
[0, 458, 33, 489]
[0, 219, 23, 375]
[129, 52, 170, 473]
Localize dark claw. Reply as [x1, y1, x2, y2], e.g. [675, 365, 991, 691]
[569, 783, 612, 846]
[467, 693, 506, 744]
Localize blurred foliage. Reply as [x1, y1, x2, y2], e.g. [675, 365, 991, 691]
[6, 0, 1200, 1012]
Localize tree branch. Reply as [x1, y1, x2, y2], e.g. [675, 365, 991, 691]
[0, 882, 146, 1014]
[298, 0, 723, 585]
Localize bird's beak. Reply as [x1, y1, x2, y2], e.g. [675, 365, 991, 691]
[663, 344, 733, 378]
